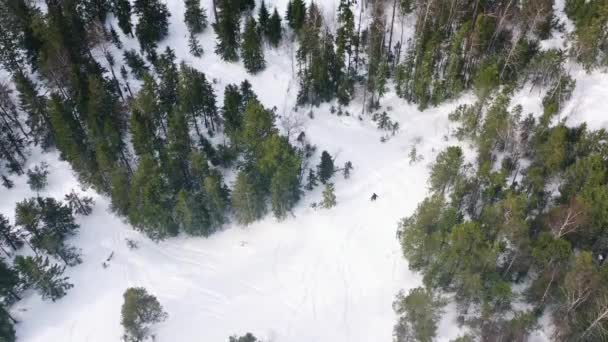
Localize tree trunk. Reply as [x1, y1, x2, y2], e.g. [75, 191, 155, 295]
[387, 0, 398, 59]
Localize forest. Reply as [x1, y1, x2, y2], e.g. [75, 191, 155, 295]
[0, 0, 606, 341]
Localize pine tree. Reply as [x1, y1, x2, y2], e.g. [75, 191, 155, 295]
[178, 63, 218, 137]
[258, 1, 270, 36]
[26, 162, 49, 193]
[343, 161, 353, 179]
[222, 84, 244, 143]
[64, 190, 94, 216]
[113, 0, 133, 36]
[0, 307, 16, 342]
[321, 182, 336, 209]
[121, 287, 168, 342]
[184, 0, 208, 34]
[231, 171, 266, 225]
[0, 257, 20, 300]
[213, 0, 241, 61]
[13, 71, 53, 149]
[189, 33, 204, 57]
[128, 155, 178, 240]
[133, 0, 171, 52]
[267, 9, 283, 47]
[15, 197, 81, 266]
[286, 0, 306, 32]
[0, 214, 23, 253]
[239, 0, 255, 13]
[123, 50, 149, 80]
[14, 255, 73, 301]
[317, 150, 334, 183]
[241, 17, 266, 73]
[305, 169, 318, 190]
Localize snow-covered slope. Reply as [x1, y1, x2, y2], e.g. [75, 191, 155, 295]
[3, 91, 470, 341]
[2, 0, 608, 341]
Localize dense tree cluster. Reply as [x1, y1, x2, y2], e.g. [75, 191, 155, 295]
[397, 87, 608, 341]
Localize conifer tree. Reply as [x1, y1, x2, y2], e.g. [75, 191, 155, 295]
[64, 190, 94, 216]
[13, 72, 53, 149]
[178, 63, 218, 137]
[258, 1, 270, 36]
[0, 257, 20, 302]
[121, 287, 168, 342]
[232, 171, 266, 225]
[222, 84, 244, 143]
[26, 162, 49, 193]
[213, 0, 241, 61]
[189, 33, 204, 57]
[0, 214, 23, 254]
[133, 0, 171, 52]
[14, 255, 73, 301]
[317, 150, 334, 183]
[267, 9, 283, 47]
[0, 306, 16, 342]
[286, 0, 306, 32]
[15, 197, 81, 266]
[305, 169, 318, 190]
[241, 17, 266, 73]
[123, 50, 149, 80]
[184, 0, 208, 34]
[113, 0, 133, 36]
[321, 182, 336, 209]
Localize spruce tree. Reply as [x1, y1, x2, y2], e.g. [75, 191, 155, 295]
[286, 0, 306, 32]
[184, 0, 208, 34]
[241, 17, 266, 73]
[26, 162, 49, 193]
[258, 1, 270, 36]
[305, 169, 318, 190]
[14, 255, 73, 301]
[213, 0, 241, 61]
[0, 214, 23, 253]
[189, 33, 204, 57]
[113, 0, 133, 36]
[267, 9, 283, 47]
[232, 171, 266, 225]
[133, 0, 171, 52]
[317, 150, 334, 183]
[15, 197, 81, 266]
[222, 84, 244, 143]
[0, 257, 20, 302]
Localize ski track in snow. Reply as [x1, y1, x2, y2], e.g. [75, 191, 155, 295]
[1, 0, 607, 341]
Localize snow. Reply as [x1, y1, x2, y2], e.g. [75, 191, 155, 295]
[3, 90, 471, 341]
[2, 0, 607, 341]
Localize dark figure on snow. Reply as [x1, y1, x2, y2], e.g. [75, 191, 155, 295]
[371, 193, 378, 201]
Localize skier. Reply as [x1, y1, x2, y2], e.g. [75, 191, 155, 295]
[371, 193, 378, 201]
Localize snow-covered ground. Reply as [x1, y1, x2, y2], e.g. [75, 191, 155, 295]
[2, 0, 607, 341]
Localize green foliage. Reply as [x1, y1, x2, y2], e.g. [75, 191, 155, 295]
[286, 0, 306, 32]
[393, 287, 443, 342]
[213, 0, 241, 61]
[26, 162, 49, 193]
[267, 9, 283, 47]
[321, 182, 336, 209]
[184, 0, 207, 34]
[565, 0, 608, 69]
[133, 0, 171, 52]
[15, 197, 81, 265]
[317, 151, 334, 184]
[429, 146, 463, 195]
[231, 171, 266, 225]
[14, 255, 73, 301]
[121, 287, 167, 342]
[241, 17, 266, 73]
